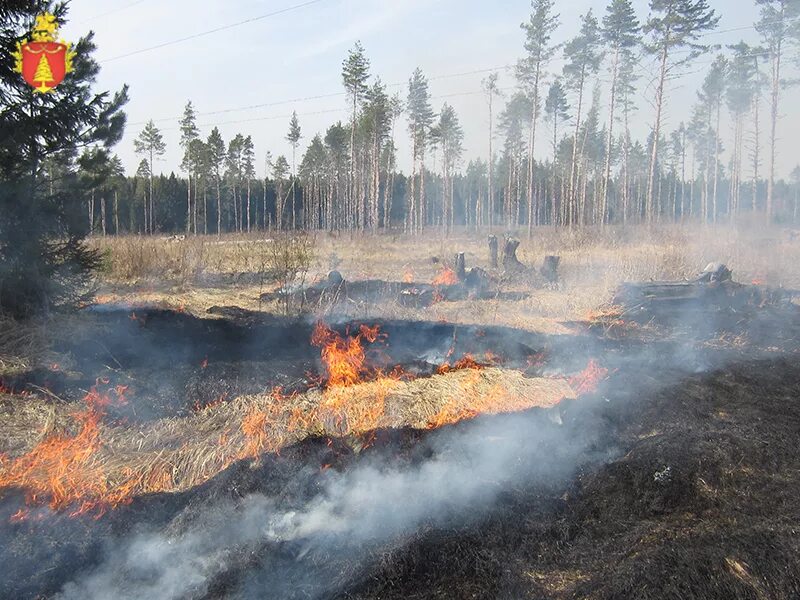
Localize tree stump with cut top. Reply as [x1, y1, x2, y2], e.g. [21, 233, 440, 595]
[541, 255, 560, 283]
[502, 238, 524, 271]
[455, 252, 466, 281]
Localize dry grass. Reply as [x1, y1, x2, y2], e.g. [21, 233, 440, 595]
[87, 224, 800, 333]
[0, 368, 575, 510]
[0, 316, 47, 377]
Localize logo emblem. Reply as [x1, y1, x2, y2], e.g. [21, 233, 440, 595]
[12, 13, 75, 93]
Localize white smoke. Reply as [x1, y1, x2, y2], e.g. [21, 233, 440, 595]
[58, 404, 610, 600]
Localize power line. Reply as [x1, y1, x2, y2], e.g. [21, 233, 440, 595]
[127, 63, 519, 127]
[74, 0, 148, 24]
[100, 0, 328, 63]
[147, 85, 517, 133]
[123, 19, 787, 129]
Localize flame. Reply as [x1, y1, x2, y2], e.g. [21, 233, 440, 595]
[241, 407, 270, 458]
[437, 353, 482, 374]
[432, 267, 458, 286]
[311, 322, 383, 387]
[200, 357, 208, 369]
[0, 382, 130, 518]
[402, 267, 414, 283]
[567, 359, 609, 395]
[0, 321, 601, 520]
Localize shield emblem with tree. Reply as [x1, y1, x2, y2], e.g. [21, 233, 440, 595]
[13, 12, 75, 94]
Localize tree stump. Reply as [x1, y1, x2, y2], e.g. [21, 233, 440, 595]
[502, 238, 524, 271]
[454, 252, 466, 281]
[541, 256, 560, 283]
[488, 235, 498, 268]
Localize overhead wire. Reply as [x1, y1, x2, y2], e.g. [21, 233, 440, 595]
[99, 0, 328, 63]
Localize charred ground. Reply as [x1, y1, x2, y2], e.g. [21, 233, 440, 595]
[1, 300, 799, 599]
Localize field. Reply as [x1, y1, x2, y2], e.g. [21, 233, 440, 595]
[1, 224, 800, 599]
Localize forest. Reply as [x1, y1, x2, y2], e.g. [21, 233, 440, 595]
[53, 0, 800, 236]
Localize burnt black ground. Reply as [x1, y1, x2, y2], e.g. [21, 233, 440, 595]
[2, 307, 599, 421]
[1, 306, 800, 599]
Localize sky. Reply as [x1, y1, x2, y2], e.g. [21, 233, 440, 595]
[56, 0, 800, 179]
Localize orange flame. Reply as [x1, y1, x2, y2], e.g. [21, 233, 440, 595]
[0, 382, 130, 518]
[432, 267, 458, 286]
[567, 359, 609, 395]
[402, 267, 414, 283]
[311, 322, 382, 387]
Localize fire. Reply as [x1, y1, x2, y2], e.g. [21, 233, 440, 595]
[0, 382, 130, 518]
[311, 322, 382, 387]
[432, 267, 458, 286]
[241, 407, 270, 458]
[567, 359, 609, 395]
[402, 267, 414, 283]
[437, 353, 482, 374]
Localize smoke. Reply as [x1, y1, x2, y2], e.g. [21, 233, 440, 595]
[58, 396, 613, 600]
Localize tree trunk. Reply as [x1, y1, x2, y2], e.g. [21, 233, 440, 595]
[568, 66, 587, 227]
[767, 27, 782, 222]
[246, 177, 251, 233]
[602, 47, 620, 228]
[502, 237, 524, 271]
[527, 61, 542, 239]
[216, 177, 222, 237]
[186, 173, 191, 234]
[488, 94, 494, 229]
[646, 43, 670, 226]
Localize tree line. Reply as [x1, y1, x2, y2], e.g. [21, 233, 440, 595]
[77, 0, 800, 236]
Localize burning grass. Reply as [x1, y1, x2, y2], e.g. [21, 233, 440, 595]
[0, 358, 592, 520]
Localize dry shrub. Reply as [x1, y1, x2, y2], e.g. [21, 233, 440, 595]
[94, 235, 207, 283]
[0, 315, 46, 376]
[267, 231, 316, 315]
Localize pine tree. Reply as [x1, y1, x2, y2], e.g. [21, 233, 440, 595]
[242, 135, 255, 232]
[644, 0, 719, 224]
[0, 3, 128, 315]
[134, 120, 166, 233]
[188, 138, 209, 233]
[286, 111, 302, 229]
[342, 41, 370, 229]
[726, 43, 759, 217]
[206, 127, 225, 236]
[756, 0, 800, 221]
[697, 55, 727, 222]
[135, 159, 151, 232]
[601, 0, 640, 226]
[273, 155, 290, 230]
[481, 72, 502, 229]
[545, 79, 570, 225]
[518, 0, 560, 235]
[431, 103, 464, 234]
[225, 134, 244, 232]
[406, 68, 435, 234]
[363, 79, 391, 231]
[563, 10, 602, 226]
[179, 100, 199, 234]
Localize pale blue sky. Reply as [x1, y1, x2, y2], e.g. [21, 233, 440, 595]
[58, 0, 798, 178]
